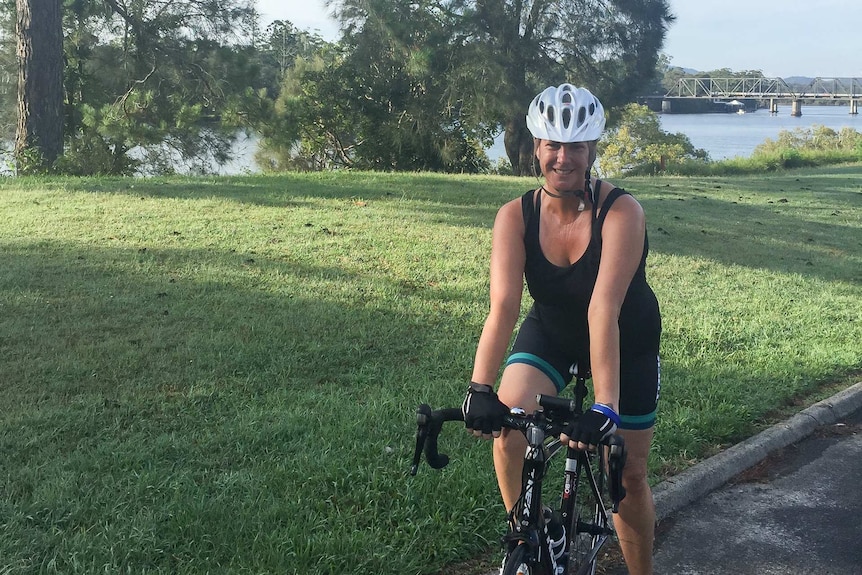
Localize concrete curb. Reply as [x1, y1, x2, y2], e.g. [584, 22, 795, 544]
[652, 381, 862, 521]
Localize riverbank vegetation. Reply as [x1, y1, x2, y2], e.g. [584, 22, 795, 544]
[4, 0, 855, 181]
[2, 167, 860, 573]
[666, 124, 862, 176]
[4, 0, 673, 176]
[597, 104, 862, 178]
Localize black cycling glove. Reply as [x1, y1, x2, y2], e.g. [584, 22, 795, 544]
[462, 382, 509, 436]
[564, 403, 620, 446]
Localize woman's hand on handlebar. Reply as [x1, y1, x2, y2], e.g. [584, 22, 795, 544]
[561, 403, 620, 450]
[462, 382, 509, 439]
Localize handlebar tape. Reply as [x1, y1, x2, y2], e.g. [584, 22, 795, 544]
[411, 405, 462, 474]
[424, 407, 463, 470]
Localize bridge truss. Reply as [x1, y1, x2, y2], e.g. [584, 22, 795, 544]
[665, 77, 862, 100]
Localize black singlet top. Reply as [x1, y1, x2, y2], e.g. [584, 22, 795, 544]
[521, 185, 661, 366]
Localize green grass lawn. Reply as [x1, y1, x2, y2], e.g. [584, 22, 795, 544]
[1, 167, 860, 574]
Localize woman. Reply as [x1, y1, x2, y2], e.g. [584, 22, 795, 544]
[461, 84, 661, 575]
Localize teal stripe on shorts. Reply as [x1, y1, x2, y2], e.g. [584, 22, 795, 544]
[620, 410, 656, 430]
[505, 352, 566, 392]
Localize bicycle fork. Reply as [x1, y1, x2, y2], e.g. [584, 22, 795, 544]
[558, 439, 627, 575]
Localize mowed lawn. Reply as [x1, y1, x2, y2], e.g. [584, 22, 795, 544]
[1, 167, 860, 574]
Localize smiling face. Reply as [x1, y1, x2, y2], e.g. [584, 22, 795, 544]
[535, 139, 596, 195]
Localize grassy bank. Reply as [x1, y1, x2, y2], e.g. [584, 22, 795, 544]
[659, 148, 862, 177]
[1, 167, 861, 574]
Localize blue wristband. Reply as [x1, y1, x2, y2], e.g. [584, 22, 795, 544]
[590, 403, 621, 427]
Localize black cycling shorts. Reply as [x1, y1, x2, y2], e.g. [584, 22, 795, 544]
[506, 316, 660, 430]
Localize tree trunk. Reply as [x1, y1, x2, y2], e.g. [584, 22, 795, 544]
[15, 0, 64, 174]
[504, 117, 535, 177]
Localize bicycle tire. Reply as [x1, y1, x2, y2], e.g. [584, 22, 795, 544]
[501, 544, 548, 575]
[565, 452, 609, 575]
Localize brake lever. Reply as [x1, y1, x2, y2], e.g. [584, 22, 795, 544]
[607, 434, 627, 512]
[410, 404, 432, 476]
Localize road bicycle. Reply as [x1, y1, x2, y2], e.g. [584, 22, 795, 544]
[410, 375, 627, 575]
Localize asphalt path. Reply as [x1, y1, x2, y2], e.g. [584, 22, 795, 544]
[645, 381, 862, 574]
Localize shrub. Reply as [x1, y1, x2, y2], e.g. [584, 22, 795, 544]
[663, 124, 862, 177]
[598, 104, 709, 176]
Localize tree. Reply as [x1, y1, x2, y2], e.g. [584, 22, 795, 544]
[248, 21, 340, 172]
[14, 0, 63, 173]
[58, 0, 262, 175]
[254, 20, 328, 99]
[0, 0, 268, 175]
[598, 103, 707, 175]
[260, 5, 490, 173]
[329, 0, 674, 175]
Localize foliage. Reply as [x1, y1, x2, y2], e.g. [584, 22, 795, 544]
[598, 103, 708, 176]
[754, 125, 862, 155]
[254, 52, 338, 171]
[259, 11, 492, 172]
[61, 0, 265, 175]
[324, 0, 675, 174]
[2, 0, 675, 176]
[252, 20, 330, 101]
[0, 0, 272, 175]
[661, 125, 862, 176]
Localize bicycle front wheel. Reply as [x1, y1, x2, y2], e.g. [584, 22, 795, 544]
[566, 453, 609, 575]
[501, 543, 546, 575]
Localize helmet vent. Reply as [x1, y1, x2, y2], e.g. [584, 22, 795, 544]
[577, 106, 587, 126]
[562, 107, 572, 128]
[589, 102, 596, 115]
[546, 105, 555, 123]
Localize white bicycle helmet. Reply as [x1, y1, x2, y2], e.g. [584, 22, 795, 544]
[526, 84, 605, 142]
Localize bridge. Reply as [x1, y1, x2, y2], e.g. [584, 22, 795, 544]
[653, 77, 862, 116]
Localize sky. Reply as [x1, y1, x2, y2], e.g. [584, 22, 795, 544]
[255, 0, 862, 79]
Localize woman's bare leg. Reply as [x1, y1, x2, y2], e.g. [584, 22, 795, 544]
[613, 427, 655, 575]
[492, 362, 557, 512]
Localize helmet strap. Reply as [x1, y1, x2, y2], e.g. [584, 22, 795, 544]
[540, 169, 592, 212]
[540, 185, 586, 211]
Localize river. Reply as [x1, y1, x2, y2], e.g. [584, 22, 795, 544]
[222, 104, 861, 174]
[657, 104, 862, 160]
[486, 104, 861, 164]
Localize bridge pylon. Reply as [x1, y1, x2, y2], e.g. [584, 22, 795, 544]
[791, 100, 803, 117]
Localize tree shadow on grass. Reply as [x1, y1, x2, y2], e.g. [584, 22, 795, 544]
[639, 170, 862, 285]
[70, 172, 527, 207]
[63, 167, 862, 286]
[1, 238, 493, 572]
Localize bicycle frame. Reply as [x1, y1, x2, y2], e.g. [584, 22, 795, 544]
[503, 411, 566, 574]
[561, 446, 614, 575]
[410, 377, 625, 575]
[505, 397, 617, 574]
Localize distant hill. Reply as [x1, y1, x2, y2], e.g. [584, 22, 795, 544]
[675, 70, 817, 85]
[670, 71, 857, 90]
